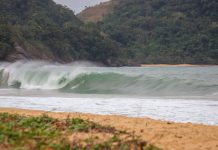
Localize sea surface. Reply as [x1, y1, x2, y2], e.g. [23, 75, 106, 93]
[0, 61, 218, 125]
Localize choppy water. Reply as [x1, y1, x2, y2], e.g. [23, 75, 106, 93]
[0, 61, 218, 125]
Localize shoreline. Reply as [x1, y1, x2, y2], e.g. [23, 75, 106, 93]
[140, 64, 218, 67]
[0, 108, 218, 150]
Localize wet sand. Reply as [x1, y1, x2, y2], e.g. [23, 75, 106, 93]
[0, 108, 218, 150]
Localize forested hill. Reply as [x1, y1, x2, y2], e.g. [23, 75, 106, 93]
[1, 0, 218, 66]
[98, 0, 218, 64]
[0, 0, 123, 66]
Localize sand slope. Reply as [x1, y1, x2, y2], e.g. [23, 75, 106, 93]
[0, 108, 218, 150]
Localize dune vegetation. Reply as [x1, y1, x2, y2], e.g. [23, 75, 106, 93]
[0, 113, 160, 150]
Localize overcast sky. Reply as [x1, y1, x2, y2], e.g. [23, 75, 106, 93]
[53, 0, 109, 14]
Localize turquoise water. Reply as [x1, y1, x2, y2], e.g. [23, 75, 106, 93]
[0, 61, 218, 125]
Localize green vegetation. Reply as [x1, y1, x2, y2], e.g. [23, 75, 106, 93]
[99, 0, 218, 64]
[0, 0, 123, 66]
[0, 25, 14, 59]
[0, 0, 217, 65]
[0, 113, 160, 150]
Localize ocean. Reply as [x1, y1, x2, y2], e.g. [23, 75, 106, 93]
[0, 61, 218, 125]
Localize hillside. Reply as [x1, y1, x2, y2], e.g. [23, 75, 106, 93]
[1, 0, 217, 66]
[77, 1, 117, 22]
[98, 0, 218, 64]
[0, 0, 123, 66]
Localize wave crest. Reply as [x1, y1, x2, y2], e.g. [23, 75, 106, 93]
[0, 61, 218, 97]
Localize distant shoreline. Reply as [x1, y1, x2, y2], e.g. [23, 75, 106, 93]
[140, 64, 218, 67]
[0, 107, 218, 150]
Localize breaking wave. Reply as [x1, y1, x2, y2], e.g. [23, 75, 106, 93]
[0, 61, 218, 97]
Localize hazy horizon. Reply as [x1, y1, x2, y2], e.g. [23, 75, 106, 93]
[53, 0, 109, 14]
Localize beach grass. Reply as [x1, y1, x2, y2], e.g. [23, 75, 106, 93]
[0, 113, 160, 150]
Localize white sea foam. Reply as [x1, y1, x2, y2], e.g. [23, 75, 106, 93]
[0, 61, 218, 125]
[0, 95, 218, 125]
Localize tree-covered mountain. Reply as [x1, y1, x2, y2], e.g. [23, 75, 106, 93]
[0, 0, 123, 65]
[98, 0, 218, 64]
[1, 0, 218, 65]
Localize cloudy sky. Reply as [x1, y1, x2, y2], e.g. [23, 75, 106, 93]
[53, 0, 109, 14]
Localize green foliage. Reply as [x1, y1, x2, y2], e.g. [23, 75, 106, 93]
[99, 0, 218, 64]
[0, 25, 14, 59]
[0, 0, 123, 65]
[1, 0, 216, 65]
[0, 113, 68, 150]
[0, 113, 160, 150]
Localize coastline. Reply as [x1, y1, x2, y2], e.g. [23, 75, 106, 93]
[140, 64, 218, 67]
[0, 108, 218, 150]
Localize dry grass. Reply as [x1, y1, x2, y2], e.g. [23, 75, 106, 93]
[77, 1, 117, 22]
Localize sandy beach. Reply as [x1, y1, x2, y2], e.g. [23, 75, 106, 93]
[0, 108, 218, 150]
